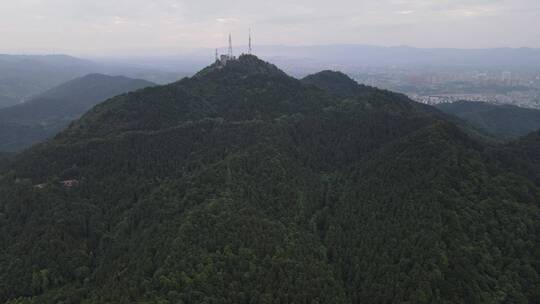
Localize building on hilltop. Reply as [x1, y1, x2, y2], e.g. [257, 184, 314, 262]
[61, 179, 79, 188]
[215, 30, 253, 66]
[216, 34, 236, 66]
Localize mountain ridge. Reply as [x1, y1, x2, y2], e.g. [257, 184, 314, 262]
[0, 55, 538, 303]
[436, 101, 540, 140]
[0, 74, 154, 152]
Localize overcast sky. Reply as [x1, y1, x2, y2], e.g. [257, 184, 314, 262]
[0, 0, 538, 55]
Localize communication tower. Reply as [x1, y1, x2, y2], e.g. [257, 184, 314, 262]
[228, 34, 233, 58]
[249, 28, 252, 54]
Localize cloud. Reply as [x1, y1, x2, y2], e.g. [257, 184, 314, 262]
[216, 18, 240, 25]
[0, 0, 538, 55]
[114, 16, 128, 25]
[396, 10, 415, 15]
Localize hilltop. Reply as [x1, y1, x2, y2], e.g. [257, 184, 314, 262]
[0, 55, 538, 303]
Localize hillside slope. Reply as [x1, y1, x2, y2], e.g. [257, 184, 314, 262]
[0, 74, 154, 152]
[0, 55, 538, 304]
[0, 55, 98, 106]
[436, 101, 540, 139]
[0, 54, 182, 107]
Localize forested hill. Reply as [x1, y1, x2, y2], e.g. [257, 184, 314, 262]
[0, 55, 97, 110]
[436, 101, 540, 140]
[0, 74, 154, 125]
[301, 70, 371, 98]
[0, 74, 154, 152]
[0, 55, 538, 303]
[58, 55, 333, 141]
[488, 130, 540, 185]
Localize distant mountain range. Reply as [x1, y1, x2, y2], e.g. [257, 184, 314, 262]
[77, 45, 540, 81]
[0, 55, 102, 107]
[0, 54, 182, 108]
[2, 46, 539, 106]
[162, 45, 540, 76]
[256, 45, 540, 67]
[0, 74, 154, 152]
[436, 101, 540, 140]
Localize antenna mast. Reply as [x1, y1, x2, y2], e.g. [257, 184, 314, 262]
[215, 48, 218, 61]
[248, 28, 252, 55]
[228, 34, 233, 58]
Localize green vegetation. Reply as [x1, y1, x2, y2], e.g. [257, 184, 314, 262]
[0, 74, 154, 152]
[301, 70, 372, 98]
[0, 55, 538, 303]
[0, 152, 13, 170]
[0, 54, 179, 109]
[436, 101, 540, 140]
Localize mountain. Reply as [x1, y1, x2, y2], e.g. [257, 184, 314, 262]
[301, 70, 372, 98]
[99, 46, 540, 82]
[436, 101, 540, 140]
[0, 55, 538, 303]
[171, 45, 540, 78]
[0, 74, 154, 152]
[301, 70, 493, 139]
[0, 54, 183, 108]
[488, 130, 540, 185]
[0, 55, 98, 107]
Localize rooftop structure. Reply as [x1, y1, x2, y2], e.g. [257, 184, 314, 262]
[216, 34, 236, 66]
[61, 179, 79, 188]
[215, 30, 253, 66]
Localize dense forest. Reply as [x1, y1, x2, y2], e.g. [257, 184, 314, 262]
[436, 101, 540, 140]
[0, 55, 538, 303]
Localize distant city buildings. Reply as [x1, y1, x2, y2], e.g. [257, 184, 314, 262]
[337, 66, 540, 109]
[408, 91, 540, 109]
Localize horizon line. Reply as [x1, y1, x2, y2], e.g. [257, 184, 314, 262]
[2, 43, 540, 58]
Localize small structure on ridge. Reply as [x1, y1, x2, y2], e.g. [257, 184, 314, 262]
[215, 30, 253, 66]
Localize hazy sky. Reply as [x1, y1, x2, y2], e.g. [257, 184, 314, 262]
[0, 0, 538, 55]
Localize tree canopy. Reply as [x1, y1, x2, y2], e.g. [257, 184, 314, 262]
[0, 55, 538, 303]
